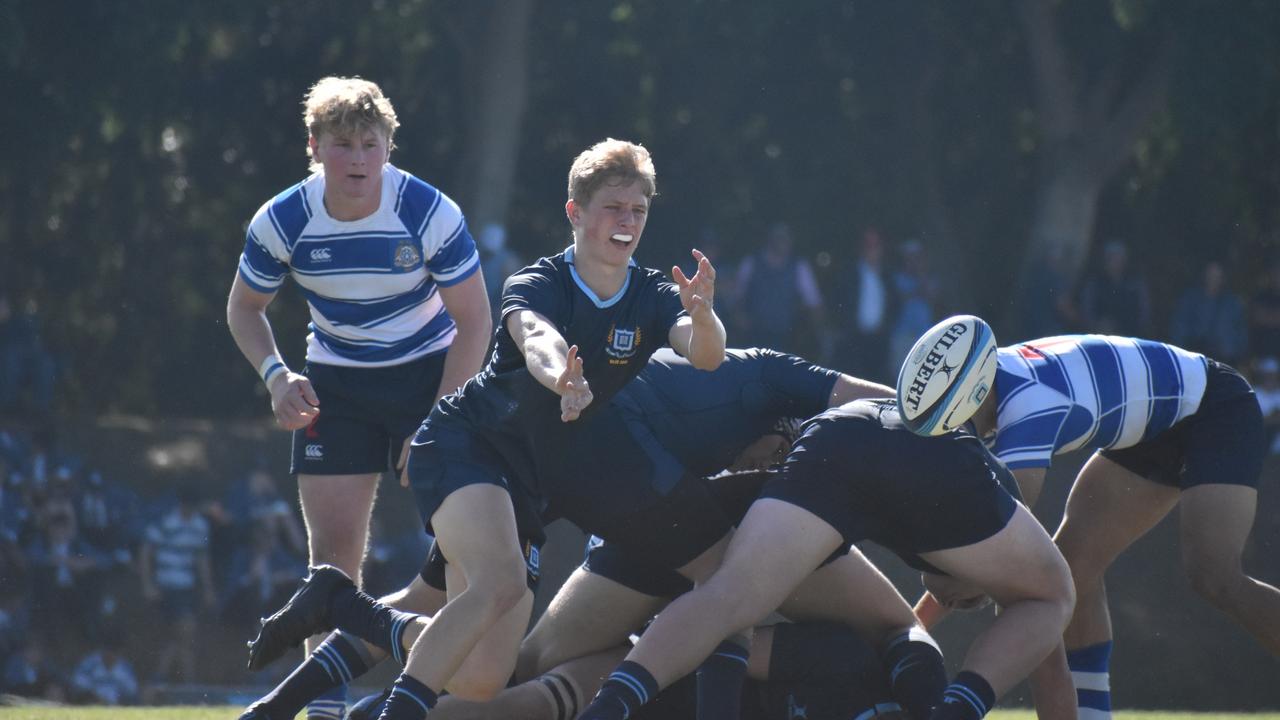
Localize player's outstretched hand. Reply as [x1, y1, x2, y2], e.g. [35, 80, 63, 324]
[269, 372, 320, 430]
[673, 248, 716, 322]
[556, 345, 593, 422]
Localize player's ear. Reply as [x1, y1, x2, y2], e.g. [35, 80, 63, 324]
[565, 199, 580, 225]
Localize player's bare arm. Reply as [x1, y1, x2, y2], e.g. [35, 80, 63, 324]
[226, 273, 319, 430]
[508, 308, 594, 421]
[669, 249, 726, 370]
[434, 271, 494, 403]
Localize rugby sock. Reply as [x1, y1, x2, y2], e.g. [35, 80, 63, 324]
[306, 683, 348, 720]
[251, 632, 373, 720]
[695, 638, 750, 720]
[579, 661, 660, 720]
[930, 671, 995, 720]
[377, 673, 438, 720]
[328, 586, 422, 665]
[1066, 641, 1112, 720]
[882, 628, 948, 720]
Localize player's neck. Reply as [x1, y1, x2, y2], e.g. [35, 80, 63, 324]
[572, 254, 630, 298]
[323, 181, 382, 222]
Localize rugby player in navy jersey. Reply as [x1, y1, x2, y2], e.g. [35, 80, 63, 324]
[577, 396, 1074, 720]
[914, 331, 1280, 720]
[244, 139, 726, 720]
[236, 348, 949, 720]
[227, 76, 493, 720]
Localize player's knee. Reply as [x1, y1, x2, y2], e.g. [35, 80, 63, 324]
[467, 556, 530, 615]
[1184, 555, 1244, 607]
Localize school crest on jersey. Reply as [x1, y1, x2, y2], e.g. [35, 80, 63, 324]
[393, 238, 422, 270]
[606, 325, 640, 364]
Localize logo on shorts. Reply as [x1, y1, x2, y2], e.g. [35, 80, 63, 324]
[310, 248, 332, 263]
[393, 239, 422, 270]
[606, 325, 639, 364]
[304, 444, 324, 460]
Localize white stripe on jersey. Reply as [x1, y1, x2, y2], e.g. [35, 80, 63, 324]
[990, 335, 1207, 469]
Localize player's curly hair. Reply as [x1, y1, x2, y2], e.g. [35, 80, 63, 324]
[567, 138, 657, 205]
[303, 76, 400, 171]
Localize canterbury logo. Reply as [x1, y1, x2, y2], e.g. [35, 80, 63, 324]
[304, 444, 324, 459]
[310, 248, 332, 262]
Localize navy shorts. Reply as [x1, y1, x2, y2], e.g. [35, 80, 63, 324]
[419, 535, 543, 593]
[290, 352, 447, 476]
[1102, 360, 1265, 489]
[760, 410, 1018, 560]
[407, 413, 546, 549]
[582, 471, 850, 596]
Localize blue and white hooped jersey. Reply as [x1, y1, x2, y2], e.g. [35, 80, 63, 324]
[237, 164, 480, 367]
[990, 335, 1208, 469]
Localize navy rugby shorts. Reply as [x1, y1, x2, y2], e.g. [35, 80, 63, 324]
[290, 352, 446, 476]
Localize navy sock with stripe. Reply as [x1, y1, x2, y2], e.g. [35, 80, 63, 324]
[882, 628, 947, 720]
[306, 683, 348, 720]
[1067, 641, 1112, 720]
[579, 660, 660, 720]
[930, 671, 996, 720]
[248, 631, 372, 720]
[377, 673, 438, 720]
[327, 586, 421, 666]
[696, 638, 750, 720]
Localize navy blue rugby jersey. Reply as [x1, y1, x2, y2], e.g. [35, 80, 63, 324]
[437, 247, 685, 456]
[617, 348, 840, 477]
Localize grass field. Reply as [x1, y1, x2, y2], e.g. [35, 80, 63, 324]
[1, 710, 1278, 720]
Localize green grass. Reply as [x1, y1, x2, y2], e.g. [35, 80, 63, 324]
[1, 709, 1278, 720]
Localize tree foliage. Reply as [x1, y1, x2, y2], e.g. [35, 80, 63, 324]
[3, 0, 1278, 417]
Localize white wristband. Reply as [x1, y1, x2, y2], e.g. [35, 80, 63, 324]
[258, 354, 288, 388]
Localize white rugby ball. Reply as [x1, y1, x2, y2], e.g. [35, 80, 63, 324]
[895, 315, 998, 436]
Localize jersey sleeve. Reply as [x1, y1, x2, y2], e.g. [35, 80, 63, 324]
[237, 201, 291, 293]
[655, 280, 687, 334]
[755, 349, 841, 418]
[501, 263, 561, 326]
[420, 191, 481, 287]
[989, 404, 1068, 469]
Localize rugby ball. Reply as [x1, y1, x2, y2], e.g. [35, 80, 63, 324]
[896, 315, 997, 436]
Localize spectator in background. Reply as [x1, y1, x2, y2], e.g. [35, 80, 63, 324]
[1077, 240, 1152, 337]
[139, 485, 215, 684]
[1248, 258, 1280, 363]
[732, 222, 826, 357]
[24, 496, 107, 661]
[2, 636, 65, 701]
[478, 224, 526, 326]
[1170, 260, 1248, 367]
[74, 469, 142, 566]
[885, 239, 939, 379]
[832, 227, 893, 382]
[222, 520, 306, 629]
[0, 293, 58, 418]
[69, 636, 139, 706]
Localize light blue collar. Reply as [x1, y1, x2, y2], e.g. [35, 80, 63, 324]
[564, 246, 635, 308]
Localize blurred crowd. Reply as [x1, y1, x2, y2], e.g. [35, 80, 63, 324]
[0, 426, 427, 703]
[2, 227, 1280, 701]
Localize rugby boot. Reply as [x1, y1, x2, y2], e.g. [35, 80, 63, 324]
[247, 564, 354, 671]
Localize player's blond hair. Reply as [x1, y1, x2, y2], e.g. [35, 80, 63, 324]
[567, 139, 657, 206]
[303, 76, 400, 171]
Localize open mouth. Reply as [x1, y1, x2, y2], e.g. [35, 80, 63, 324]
[610, 233, 634, 244]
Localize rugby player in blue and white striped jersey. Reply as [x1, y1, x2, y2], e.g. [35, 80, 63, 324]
[226, 77, 492, 720]
[955, 333, 1279, 720]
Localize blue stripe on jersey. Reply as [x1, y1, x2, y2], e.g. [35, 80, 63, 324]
[396, 176, 443, 241]
[312, 312, 455, 363]
[994, 409, 1065, 464]
[1077, 689, 1112, 712]
[1137, 341, 1181, 440]
[1082, 340, 1125, 447]
[300, 281, 434, 328]
[1030, 349, 1073, 400]
[240, 231, 289, 291]
[268, 182, 312, 253]
[994, 367, 1034, 416]
[392, 170, 411, 214]
[427, 225, 480, 284]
